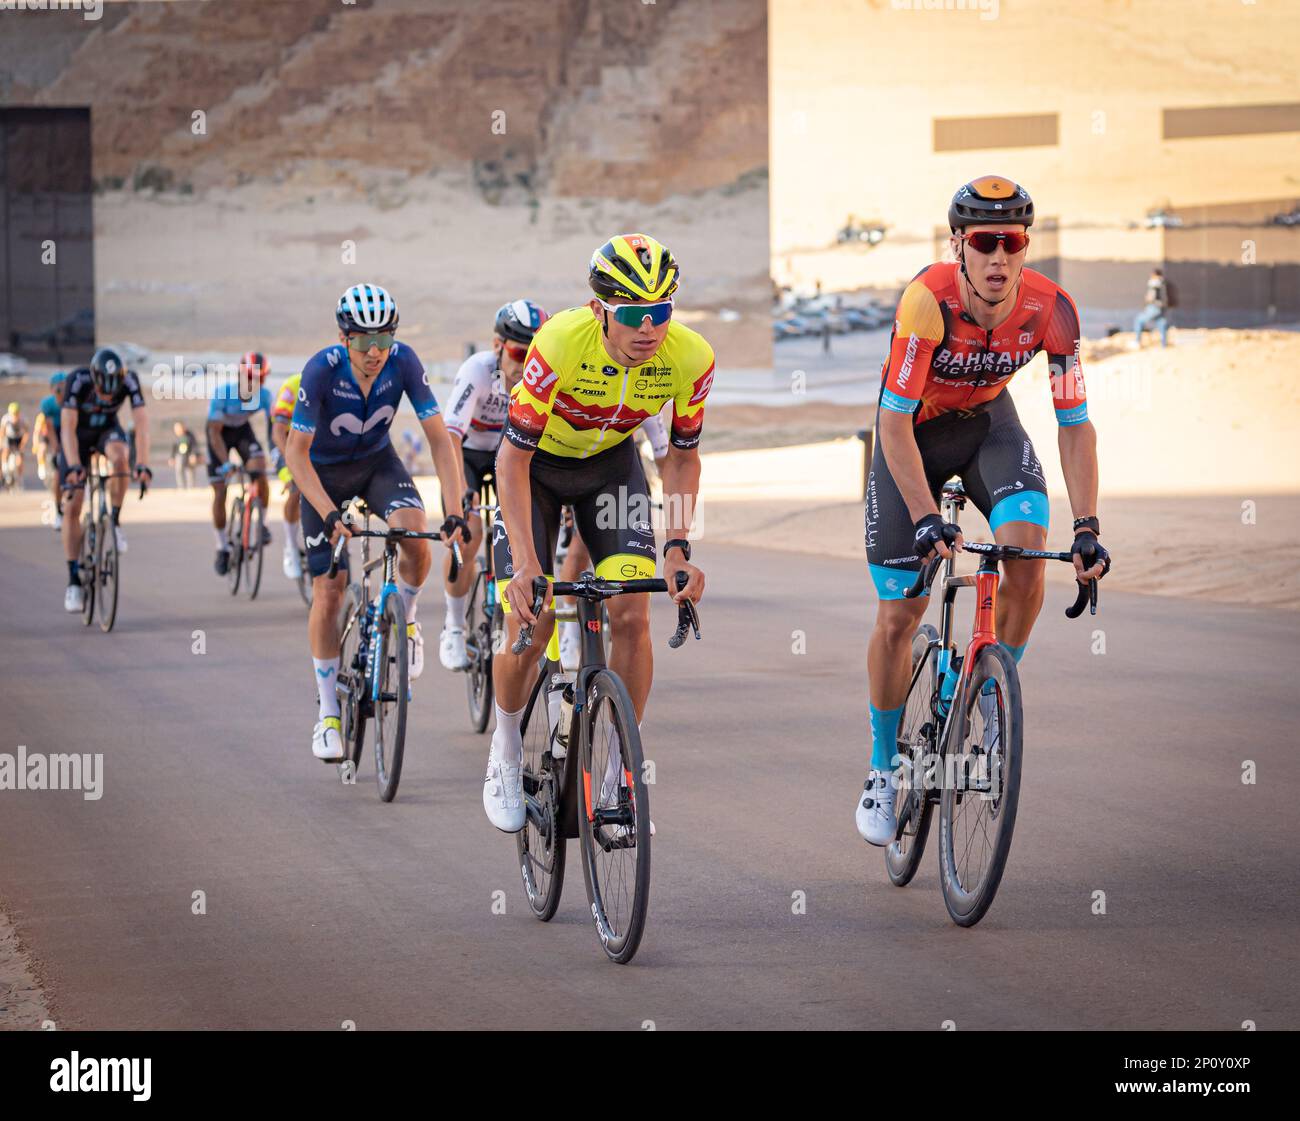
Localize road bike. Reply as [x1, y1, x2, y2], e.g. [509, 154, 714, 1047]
[512, 572, 700, 964]
[67, 462, 148, 633]
[328, 499, 460, 802]
[223, 462, 267, 599]
[885, 478, 1101, 926]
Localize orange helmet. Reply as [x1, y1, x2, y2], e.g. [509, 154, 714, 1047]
[240, 350, 269, 383]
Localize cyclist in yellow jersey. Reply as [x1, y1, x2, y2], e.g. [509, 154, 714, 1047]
[482, 233, 713, 832]
[269, 372, 303, 579]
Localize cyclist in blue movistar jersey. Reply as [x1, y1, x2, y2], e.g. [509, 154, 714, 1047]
[284, 283, 470, 762]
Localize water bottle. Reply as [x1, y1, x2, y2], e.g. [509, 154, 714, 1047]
[547, 673, 574, 758]
[937, 653, 960, 717]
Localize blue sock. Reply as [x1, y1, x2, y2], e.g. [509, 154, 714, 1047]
[982, 641, 1027, 694]
[869, 703, 904, 772]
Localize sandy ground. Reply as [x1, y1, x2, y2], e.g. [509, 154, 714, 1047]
[0, 904, 51, 1031]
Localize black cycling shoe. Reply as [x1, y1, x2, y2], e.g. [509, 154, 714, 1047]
[214, 548, 230, 576]
[261, 525, 272, 546]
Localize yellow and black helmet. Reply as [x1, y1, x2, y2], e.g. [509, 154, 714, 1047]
[948, 175, 1034, 231]
[588, 233, 680, 302]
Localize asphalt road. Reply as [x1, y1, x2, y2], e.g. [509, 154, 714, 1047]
[1, 512, 1297, 1030]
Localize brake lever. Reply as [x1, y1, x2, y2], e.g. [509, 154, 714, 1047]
[667, 570, 700, 649]
[510, 577, 549, 655]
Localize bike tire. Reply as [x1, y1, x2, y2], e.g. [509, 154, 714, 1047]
[97, 511, 120, 633]
[227, 497, 243, 595]
[79, 513, 96, 627]
[516, 665, 567, 921]
[245, 500, 264, 600]
[336, 583, 367, 774]
[296, 538, 313, 608]
[465, 568, 493, 733]
[938, 642, 1023, 927]
[576, 668, 650, 964]
[885, 624, 939, 887]
[370, 592, 408, 802]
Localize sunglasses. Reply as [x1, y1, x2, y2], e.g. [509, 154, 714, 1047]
[961, 231, 1030, 255]
[500, 340, 529, 362]
[346, 330, 397, 352]
[597, 297, 674, 328]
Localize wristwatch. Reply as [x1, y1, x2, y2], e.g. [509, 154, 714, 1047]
[1073, 516, 1100, 536]
[662, 538, 691, 561]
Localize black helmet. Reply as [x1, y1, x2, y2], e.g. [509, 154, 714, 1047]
[90, 346, 126, 395]
[493, 299, 549, 345]
[948, 175, 1034, 232]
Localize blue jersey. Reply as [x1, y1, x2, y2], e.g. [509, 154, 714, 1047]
[208, 380, 272, 425]
[40, 394, 62, 433]
[291, 342, 439, 465]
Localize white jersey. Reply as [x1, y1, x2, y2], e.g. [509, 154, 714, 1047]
[445, 350, 510, 452]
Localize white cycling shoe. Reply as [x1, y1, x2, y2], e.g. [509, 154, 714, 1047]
[64, 583, 84, 613]
[282, 543, 302, 579]
[407, 621, 424, 680]
[113, 525, 128, 553]
[312, 716, 344, 762]
[483, 756, 525, 832]
[855, 768, 898, 847]
[439, 625, 469, 671]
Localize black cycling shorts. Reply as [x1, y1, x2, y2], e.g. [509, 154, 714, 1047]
[57, 423, 128, 484]
[866, 391, 1049, 599]
[462, 447, 497, 504]
[492, 437, 657, 604]
[207, 424, 265, 481]
[301, 443, 424, 577]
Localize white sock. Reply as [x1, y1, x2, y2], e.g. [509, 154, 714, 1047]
[490, 702, 525, 765]
[444, 590, 468, 629]
[602, 721, 641, 795]
[313, 657, 340, 720]
[213, 527, 226, 549]
[397, 578, 420, 625]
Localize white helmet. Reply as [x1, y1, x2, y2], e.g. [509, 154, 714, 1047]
[336, 283, 399, 332]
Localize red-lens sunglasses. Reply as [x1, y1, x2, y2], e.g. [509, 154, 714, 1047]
[961, 230, 1030, 254]
[502, 340, 529, 362]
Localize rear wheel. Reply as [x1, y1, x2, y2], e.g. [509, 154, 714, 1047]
[465, 568, 494, 733]
[226, 496, 243, 595]
[517, 666, 567, 921]
[336, 584, 367, 775]
[576, 669, 650, 964]
[244, 499, 265, 599]
[885, 624, 939, 886]
[96, 510, 120, 633]
[370, 592, 408, 802]
[938, 642, 1023, 927]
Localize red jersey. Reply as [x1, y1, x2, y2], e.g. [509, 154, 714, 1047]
[878, 262, 1088, 426]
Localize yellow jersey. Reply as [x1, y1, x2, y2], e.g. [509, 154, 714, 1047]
[271, 372, 301, 424]
[504, 306, 715, 459]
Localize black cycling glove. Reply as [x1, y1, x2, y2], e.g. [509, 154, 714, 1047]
[440, 514, 471, 544]
[913, 513, 960, 559]
[1071, 531, 1111, 580]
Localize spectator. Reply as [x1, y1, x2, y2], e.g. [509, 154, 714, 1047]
[169, 420, 199, 489]
[1134, 267, 1171, 348]
[399, 428, 425, 475]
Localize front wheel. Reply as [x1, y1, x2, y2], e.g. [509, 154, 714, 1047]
[576, 669, 650, 964]
[244, 499, 264, 600]
[885, 624, 939, 886]
[370, 592, 409, 801]
[79, 514, 96, 626]
[97, 510, 120, 633]
[465, 568, 494, 733]
[938, 642, 1023, 927]
[226, 497, 244, 595]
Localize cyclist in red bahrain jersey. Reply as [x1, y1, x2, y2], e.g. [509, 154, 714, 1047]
[856, 176, 1111, 846]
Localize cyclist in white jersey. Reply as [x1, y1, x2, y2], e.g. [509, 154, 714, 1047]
[439, 300, 549, 670]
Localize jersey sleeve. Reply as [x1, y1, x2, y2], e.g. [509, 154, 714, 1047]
[504, 337, 561, 451]
[399, 345, 439, 421]
[880, 279, 944, 415]
[292, 355, 331, 436]
[444, 357, 485, 439]
[669, 341, 714, 450]
[1045, 289, 1087, 426]
[63, 371, 89, 412]
[271, 378, 297, 423]
[125, 371, 146, 409]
